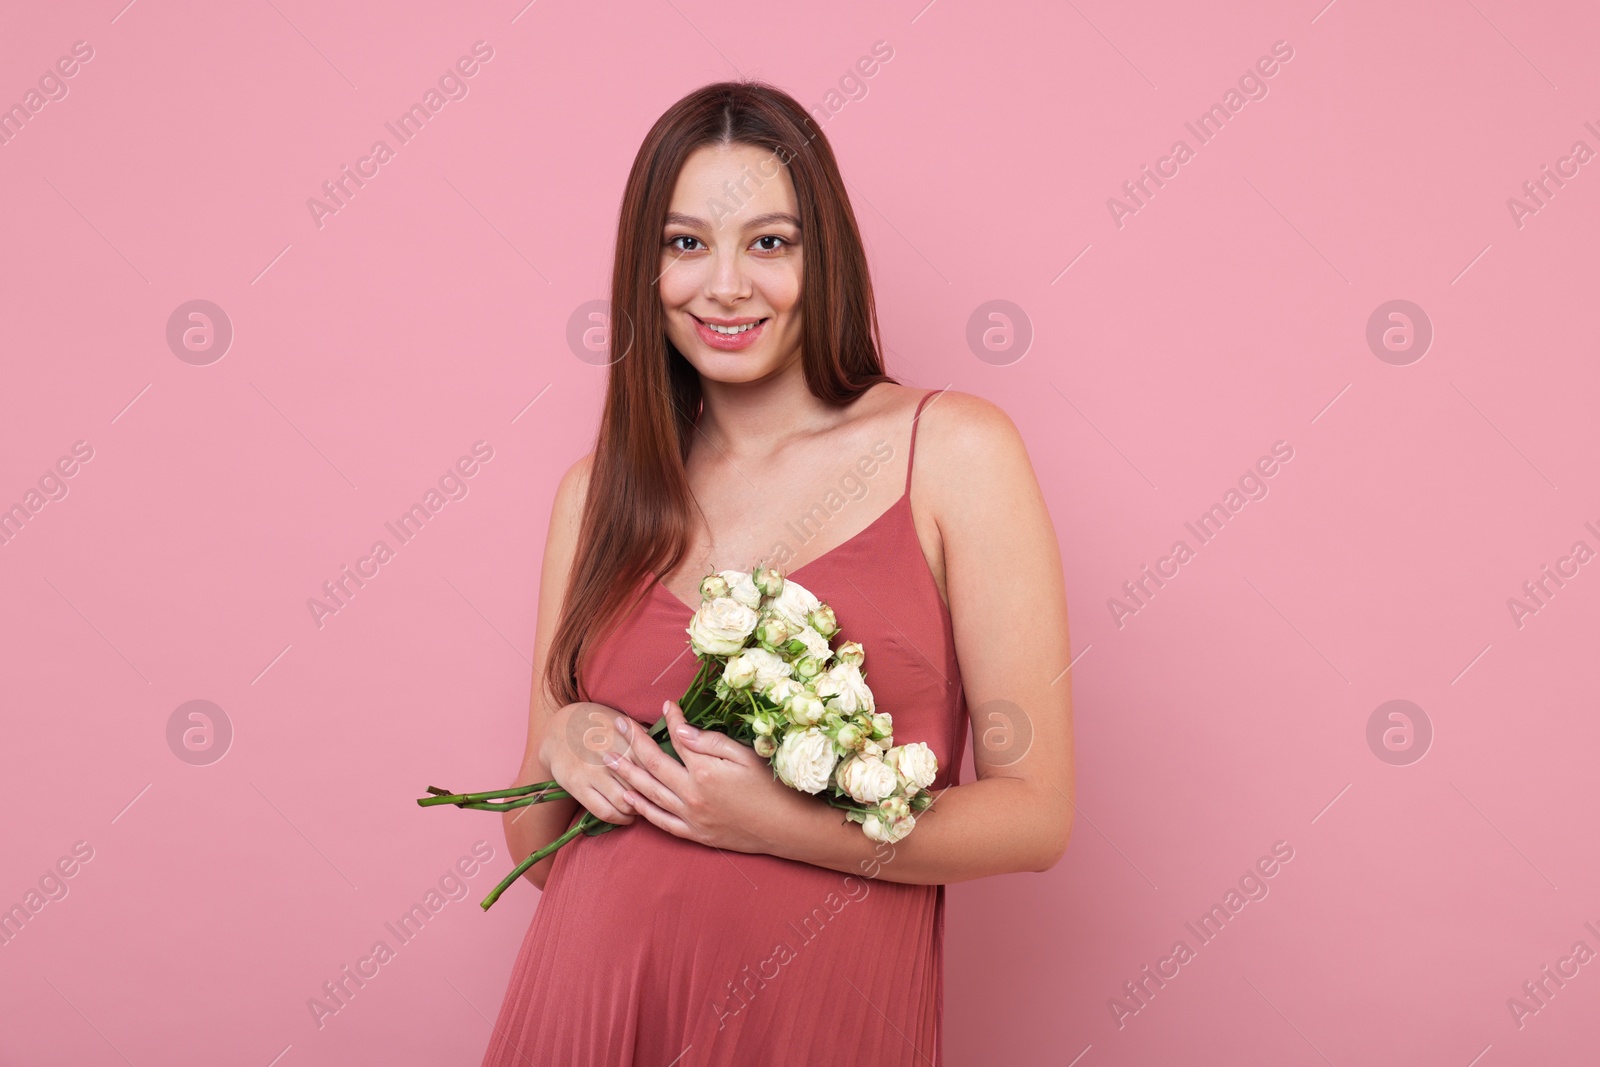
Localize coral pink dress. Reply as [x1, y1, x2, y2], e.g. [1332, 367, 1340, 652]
[482, 388, 967, 1066]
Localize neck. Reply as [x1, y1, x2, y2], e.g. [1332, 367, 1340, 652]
[694, 357, 841, 457]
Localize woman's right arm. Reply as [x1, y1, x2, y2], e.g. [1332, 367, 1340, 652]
[502, 453, 636, 890]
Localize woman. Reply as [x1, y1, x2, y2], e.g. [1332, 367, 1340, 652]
[482, 80, 1074, 1066]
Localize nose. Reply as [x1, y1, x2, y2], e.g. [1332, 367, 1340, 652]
[706, 244, 752, 306]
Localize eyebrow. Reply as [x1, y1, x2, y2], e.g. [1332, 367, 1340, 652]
[664, 211, 801, 231]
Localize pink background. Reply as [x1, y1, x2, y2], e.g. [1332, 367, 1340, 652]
[3, 1, 1598, 1064]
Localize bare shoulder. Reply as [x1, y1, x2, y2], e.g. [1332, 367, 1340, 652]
[553, 452, 595, 518]
[911, 389, 1035, 497]
[544, 452, 595, 562]
[534, 452, 596, 655]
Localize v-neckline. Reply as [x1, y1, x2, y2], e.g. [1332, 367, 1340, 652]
[652, 490, 910, 615]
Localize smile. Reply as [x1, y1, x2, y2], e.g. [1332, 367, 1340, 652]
[692, 315, 769, 350]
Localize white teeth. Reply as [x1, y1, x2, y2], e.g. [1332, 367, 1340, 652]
[704, 320, 761, 335]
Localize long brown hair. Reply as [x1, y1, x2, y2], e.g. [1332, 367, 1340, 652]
[545, 80, 895, 706]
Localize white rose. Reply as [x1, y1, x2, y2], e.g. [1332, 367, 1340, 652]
[716, 569, 762, 610]
[834, 755, 899, 804]
[769, 578, 821, 630]
[862, 812, 916, 844]
[686, 596, 758, 657]
[886, 742, 938, 794]
[790, 625, 833, 664]
[763, 677, 805, 708]
[772, 727, 837, 794]
[737, 647, 792, 689]
[814, 661, 875, 715]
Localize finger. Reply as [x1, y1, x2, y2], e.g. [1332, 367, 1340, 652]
[619, 715, 693, 793]
[660, 700, 705, 766]
[606, 751, 683, 815]
[621, 787, 696, 841]
[679, 725, 757, 764]
[608, 712, 645, 760]
[598, 776, 635, 816]
[612, 712, 676, 769]
[580, 786, 634, 826]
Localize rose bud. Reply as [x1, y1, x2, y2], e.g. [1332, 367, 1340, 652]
[789, 693, 826, 727]
[862, 812, 916, 844]
[756, 615, 792, 648]
[754, 734, 778, 758]
[869, 713, 894, 739]
[835, 640, 865, 666]
[754, 567, 785, 599]
[722, 654, 758, 689]
[834, 723, 863, 751]
[793, 655, 823, 680]
[807, 605, 839, 638]
[699, 574, 731, 601]
[879, 794, 911, 821]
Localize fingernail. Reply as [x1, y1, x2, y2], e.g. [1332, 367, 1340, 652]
[602, 752, 619, 768]
[662, 699, 671, 715]
[675, 723, 699, 740]
[615, 716, 629, 733]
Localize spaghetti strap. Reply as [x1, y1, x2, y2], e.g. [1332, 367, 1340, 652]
[904, 388, 945, 495]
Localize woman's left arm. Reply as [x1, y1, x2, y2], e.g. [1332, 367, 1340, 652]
[610, 391, 1076, 885]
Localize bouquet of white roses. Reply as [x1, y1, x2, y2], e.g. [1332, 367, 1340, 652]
[681, 566, 938, 837]
[420, 566, 937, 909]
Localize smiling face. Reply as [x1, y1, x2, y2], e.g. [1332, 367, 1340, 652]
[658, 142, 804, 385]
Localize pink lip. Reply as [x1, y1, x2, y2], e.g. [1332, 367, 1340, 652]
[693, 314, 768, 351]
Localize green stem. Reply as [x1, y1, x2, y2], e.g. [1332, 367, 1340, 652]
[418, 781, 561, 807]
[479, 813, 598, 910]
[680, 656, 722, 721]
[456, 791, 572, 810]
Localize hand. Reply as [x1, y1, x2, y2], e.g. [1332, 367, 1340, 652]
[538, 701, 642, 826]
[606, 699, 818, 854]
